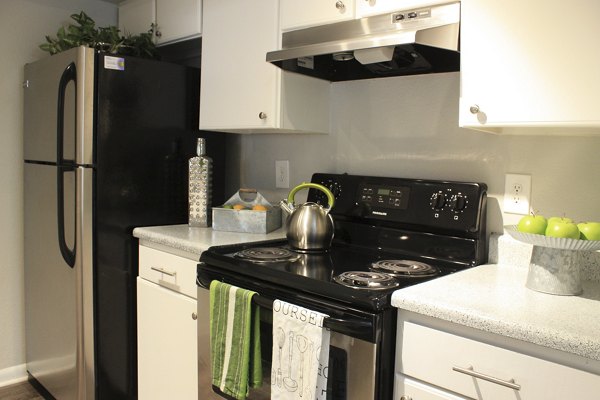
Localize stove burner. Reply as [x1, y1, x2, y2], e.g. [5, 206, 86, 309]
[333, 271, 400, 290]
[371, 260, 439, 278]
[234, 247, 300, 263]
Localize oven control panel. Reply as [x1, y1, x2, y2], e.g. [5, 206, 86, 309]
[309, 173, 487, 235]
[358, 183, 410, 210]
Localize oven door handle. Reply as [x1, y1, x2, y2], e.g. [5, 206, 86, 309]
[325, 317, 372, 337]
[253, 294, 374, 338]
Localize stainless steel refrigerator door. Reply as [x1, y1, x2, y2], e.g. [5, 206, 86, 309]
[25, 162, 76, 398]
[24, 46, 94, 166]
[24, 164, 95, 400]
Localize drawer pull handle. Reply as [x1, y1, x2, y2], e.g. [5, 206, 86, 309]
[452, 365, 521, 391]
[151, 266, 177, 277]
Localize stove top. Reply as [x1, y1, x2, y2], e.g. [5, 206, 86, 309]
[199, 238, 462, 311]
[199, 173, 488, 312]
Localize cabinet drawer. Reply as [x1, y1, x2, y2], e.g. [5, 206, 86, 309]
[398, 321, 600, 399]
[139, 246, 198, 299]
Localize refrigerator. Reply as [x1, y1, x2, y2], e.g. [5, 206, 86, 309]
[23, 46, 225, 400]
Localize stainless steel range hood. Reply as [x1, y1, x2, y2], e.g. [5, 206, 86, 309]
[266, 2, 460, 82]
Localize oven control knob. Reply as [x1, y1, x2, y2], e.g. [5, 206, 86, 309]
[449, 194, 467, 211]
[430, 192, 446, 210]
[315, 180, 341, 205]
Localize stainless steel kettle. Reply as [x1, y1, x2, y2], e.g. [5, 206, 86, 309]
[279, 183, 335, 251]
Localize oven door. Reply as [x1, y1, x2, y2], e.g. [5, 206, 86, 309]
[197, 265, 379, 400]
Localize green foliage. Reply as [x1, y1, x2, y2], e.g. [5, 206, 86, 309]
[40, 11, 158, 59]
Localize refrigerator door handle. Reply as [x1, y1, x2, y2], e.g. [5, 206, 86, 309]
[57, 63, 77, 268]
[57, 62, 76, 165]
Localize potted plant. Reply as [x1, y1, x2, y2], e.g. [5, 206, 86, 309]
[40, 11, 158, 59]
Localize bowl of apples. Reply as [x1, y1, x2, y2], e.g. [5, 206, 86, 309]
[504, 214, 600, 296]
[505, 215, 600, 251]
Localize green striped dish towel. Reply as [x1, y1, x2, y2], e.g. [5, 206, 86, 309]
[210, 280, 262, 400]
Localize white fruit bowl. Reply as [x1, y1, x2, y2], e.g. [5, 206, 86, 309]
[504, 225, 600, 252]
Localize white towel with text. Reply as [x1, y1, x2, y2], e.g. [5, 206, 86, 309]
[271, 300, 330, 400]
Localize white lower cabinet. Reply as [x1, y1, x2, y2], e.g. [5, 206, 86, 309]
[395, 315, 600, 400]
[395, 374, 467, 400]
[137, 246, 198, 400]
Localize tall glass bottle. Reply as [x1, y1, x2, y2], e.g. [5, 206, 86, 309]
[188, 138, 212, 227]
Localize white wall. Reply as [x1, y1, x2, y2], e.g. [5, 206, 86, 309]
[231, 72, 600, 234]
[0, 0, 116, 385]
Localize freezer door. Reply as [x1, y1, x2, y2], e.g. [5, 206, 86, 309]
[24, 163, 95, 400]
[24, 46, 94, 166]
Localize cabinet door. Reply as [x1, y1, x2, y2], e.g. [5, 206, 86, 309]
[356, 0, 437, 18]
[155, 0, 202, 44]
[200, 0, 279, 130]
[119, 0, 155, 36]
[459, 0, 600, 130]
[137, 278, 198, 400]
[280, 0, 355, 31]
[395, 374, 468, 400]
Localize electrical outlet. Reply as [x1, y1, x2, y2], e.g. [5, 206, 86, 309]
[504, 173, 532, 215]
[275, 160, 290, 189]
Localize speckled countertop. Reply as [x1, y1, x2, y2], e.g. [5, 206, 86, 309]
[391, 233, 600, 362]
[133, 224, 286, 260]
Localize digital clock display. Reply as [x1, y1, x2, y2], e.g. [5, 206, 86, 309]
[359, 184, 410, 210]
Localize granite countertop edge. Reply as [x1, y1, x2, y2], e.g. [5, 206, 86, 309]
[392, 264, 600, 362]
[133, 224, 286, 258]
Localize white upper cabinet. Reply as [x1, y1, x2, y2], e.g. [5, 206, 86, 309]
[199, 0, 330, 134]
[280, 0, 355, 31]
[155, 0, 202, 44]
[118, 0, 155, 36]
[460, 0, 600, 133]
[118, 0, 201, 46]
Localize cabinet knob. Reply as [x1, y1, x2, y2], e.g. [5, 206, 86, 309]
[258, 112, 267, 120]
[335, 1, 345, 11]
[155, 30, 162, 38]
[469, 104, 480, 114]
[400, 396, 412, 400]
[191, 312, 197, 320]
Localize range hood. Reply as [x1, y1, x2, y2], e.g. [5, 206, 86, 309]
[266, 2, 460, 82]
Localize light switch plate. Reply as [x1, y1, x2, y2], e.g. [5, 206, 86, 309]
[504, 173, 531, 215]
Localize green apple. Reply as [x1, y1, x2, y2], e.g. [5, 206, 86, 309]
[577, 222, 600, 241]
[548, 216, 574, 225]
[545, 220, 580, 239]
[517, 214, 547, 235]
[221, 204, 233, 209]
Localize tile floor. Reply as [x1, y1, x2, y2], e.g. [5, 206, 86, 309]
[0, 381, 43, 400]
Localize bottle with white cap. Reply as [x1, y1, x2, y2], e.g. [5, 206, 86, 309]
[188, 137, 212, 227]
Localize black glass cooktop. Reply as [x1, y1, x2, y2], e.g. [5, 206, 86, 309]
[199, 238, 462, 312]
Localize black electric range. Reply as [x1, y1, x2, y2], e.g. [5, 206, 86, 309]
[198, 173, 487, 400]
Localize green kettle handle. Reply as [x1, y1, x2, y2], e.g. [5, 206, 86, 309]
[287, 182, 335, 209]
